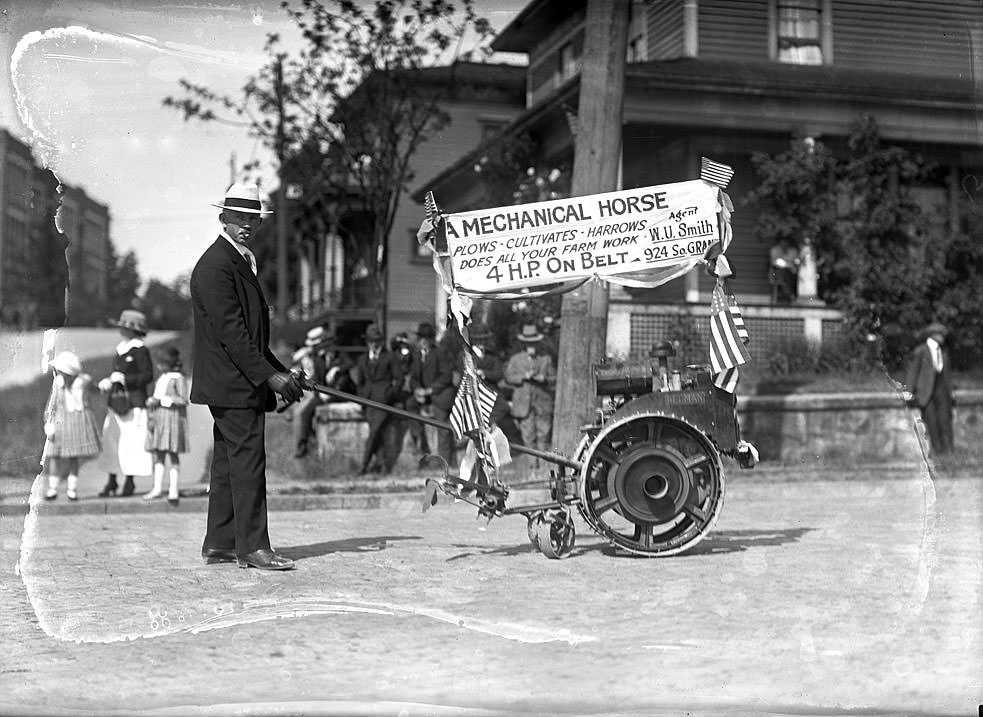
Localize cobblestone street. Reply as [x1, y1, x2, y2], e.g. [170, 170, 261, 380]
[1, 468, 979, 716]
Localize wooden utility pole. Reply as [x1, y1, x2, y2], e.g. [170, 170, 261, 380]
[551, 0, 630, 454]
[274, 57, 289, 325]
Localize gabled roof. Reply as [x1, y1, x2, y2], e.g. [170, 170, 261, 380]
[491, 0, 586, 53]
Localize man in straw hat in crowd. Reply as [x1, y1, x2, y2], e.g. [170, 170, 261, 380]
[290, 325, 355, 458]
[902, 321, 955, 457]
[95, 309, 154, 497]
[190, 182, 304, 571]
[505, 324, 556, 458]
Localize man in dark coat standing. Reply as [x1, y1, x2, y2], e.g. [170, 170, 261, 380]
[903, 321, 954, 456]
[409, 321, 457, 466]
[353, 324, 403, 474]
[190, 183, 304, 571]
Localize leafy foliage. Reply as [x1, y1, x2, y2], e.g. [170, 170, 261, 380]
[163, 0, 494, 326]
[747, 116, 982, 370]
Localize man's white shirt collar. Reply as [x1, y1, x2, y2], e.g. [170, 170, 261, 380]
[221, 230, 257, 274]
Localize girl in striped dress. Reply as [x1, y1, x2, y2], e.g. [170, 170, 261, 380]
[43, 351, 101, 501]
[143, 347, 189, 505]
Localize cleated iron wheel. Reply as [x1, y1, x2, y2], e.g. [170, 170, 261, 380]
[535, 510, 576, 559]
[578, 413, 724, 556]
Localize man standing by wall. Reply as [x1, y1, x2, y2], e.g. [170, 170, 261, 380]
[903, 321, 954, 457]
[190, 182, 303, 571]
[353, 324, 404, 474]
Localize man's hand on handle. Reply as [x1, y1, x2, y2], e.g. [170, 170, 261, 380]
[267, 371, 304, 404]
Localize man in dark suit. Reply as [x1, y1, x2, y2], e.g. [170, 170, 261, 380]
[409, 321, 457, 466]
[353, 324, 403, 474]
[190, 183, 304, 571]
[903, 321, 954, 456]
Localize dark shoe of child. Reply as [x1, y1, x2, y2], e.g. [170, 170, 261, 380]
[98, 474, 118, 497]
[120, 475, 136, 497]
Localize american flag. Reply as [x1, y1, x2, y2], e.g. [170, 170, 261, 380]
[727, 290, 749, 343]
[449, 373, 498, 441]
[700, 157, 735, 188]
[709, 283, 750, 374]
[424, 191, 439, 221]
[713, 366, 740, 393]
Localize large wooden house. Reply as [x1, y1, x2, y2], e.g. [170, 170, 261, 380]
[415, 0, 981, 362]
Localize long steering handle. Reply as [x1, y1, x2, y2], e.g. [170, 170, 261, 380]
[297, 379, 582, 471]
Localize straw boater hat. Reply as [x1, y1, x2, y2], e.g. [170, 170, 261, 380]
[517, 324, 544, 343]
[112, 309, 147, 336]
[49, 350, 81, 376]
[469, 323, 493, 342]
[210, 182, 274, 215]
[305, 326, 334, 347]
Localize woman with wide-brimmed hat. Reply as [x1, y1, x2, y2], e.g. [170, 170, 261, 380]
[95, 309, 154, 496]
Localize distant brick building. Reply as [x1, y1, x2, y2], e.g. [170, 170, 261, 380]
[0, 127, 110, 328]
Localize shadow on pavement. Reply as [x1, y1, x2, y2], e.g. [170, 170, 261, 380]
[279, 535, 421, 560]
[678, 527, 814, 556]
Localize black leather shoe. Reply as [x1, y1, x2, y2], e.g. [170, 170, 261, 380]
[237, 549, 296, 571]
[201, 547, 237, 564]
[120, 476, 135, 497]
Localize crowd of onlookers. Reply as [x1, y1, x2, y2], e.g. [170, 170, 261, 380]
[39, 310, 563, 501]
[288, 319, 559, 473]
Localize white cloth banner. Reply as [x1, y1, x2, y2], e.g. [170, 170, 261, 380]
[444, 180, 720, 294]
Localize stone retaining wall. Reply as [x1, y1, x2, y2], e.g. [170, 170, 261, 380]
[317, 390, 983, 470]
[737, 389, 983, 466]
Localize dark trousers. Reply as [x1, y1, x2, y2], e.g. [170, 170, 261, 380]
[203, 406, 271, 556]
[921, 384, 954, 455]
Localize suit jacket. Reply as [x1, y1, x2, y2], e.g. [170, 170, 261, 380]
[189, 237, 286, 411]
[113, 343, 154, 408]
[354, 349, 402, 405]
[905, 341, 952, 409]
[409, 346, 456, 411]
[505, 351, 556, 419]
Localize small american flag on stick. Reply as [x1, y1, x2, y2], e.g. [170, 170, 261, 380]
[700, 157, 735, 188]
[449, 373, 498, 441]
[709, 283, 750, 375]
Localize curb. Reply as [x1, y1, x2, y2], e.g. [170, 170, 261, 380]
[1, 461, 957, 517]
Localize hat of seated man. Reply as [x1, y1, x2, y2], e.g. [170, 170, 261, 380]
[112, 309, 148, 336]
[364, 324, 384, 342]
[305, 326, 334, 347]
[469, 323, 493, 342]
[517, 324, 544, 343]
[210, 182, 274, 215]
[49, 350, 82, 377]
[416, 321, 436, 340]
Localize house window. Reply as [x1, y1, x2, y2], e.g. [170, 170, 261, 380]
[410, 228, 431, 264]
[776, 0, 824, 65]
[479, 119, 508, 144]
[559, 41, 580, 82]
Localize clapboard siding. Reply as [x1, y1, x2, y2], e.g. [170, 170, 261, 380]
[647, 0, 685, 60]
[832, 0, 979, 77]
[698, 0, 771, 62]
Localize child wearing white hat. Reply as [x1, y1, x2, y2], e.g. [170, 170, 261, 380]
[43, 351, 102, 500]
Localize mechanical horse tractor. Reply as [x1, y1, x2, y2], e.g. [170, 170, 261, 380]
[304, 341, 753, 560]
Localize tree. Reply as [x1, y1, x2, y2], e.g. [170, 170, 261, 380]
[141, 274, 193, 330]
[747, 116, 982, 370]
[107, 248, 142, 319]
[164, 0, 493, 329]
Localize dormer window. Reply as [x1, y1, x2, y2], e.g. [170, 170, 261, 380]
[776, 0, 824, 65]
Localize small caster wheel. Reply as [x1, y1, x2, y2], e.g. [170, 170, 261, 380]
[526, 512, 543, 550]
[536, 511, 575, 559]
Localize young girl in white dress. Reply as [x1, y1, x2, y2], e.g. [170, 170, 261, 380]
[143, 346, 189, 505]
[43, 351, 101, 500]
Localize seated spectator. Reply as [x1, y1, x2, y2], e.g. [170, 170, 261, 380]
[769, 237, 800, 304]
